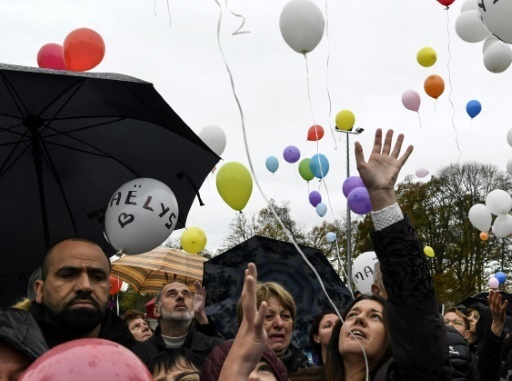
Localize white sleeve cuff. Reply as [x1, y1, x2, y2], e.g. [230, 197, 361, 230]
[371, 203, 404, 231]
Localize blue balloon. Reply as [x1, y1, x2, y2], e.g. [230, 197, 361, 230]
[495, 271, 507, 285]
[316, 202, 327, 217]
[309, 153, 329, 179]
[326, 232, 336, 242]
[466, 100, 482, 119]
[265, 156, 279, 173]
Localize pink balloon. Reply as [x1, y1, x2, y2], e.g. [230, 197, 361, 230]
[489, 277, 499, 289]
[37, 43, 67, 70]
[401, 90, 421, 112]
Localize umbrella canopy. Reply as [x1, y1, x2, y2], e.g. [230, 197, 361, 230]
[203, 235, 353, 351]
[458, 291, 512, 316]
[110, 246, 205, 294]
[0, 63, 219, 306]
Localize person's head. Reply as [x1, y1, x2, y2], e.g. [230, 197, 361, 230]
[34, 238, 111, 337]
[309, 311, 340, 364]
[370, 262, 388, 300]
[0, 339, 32, 381]
[444, 307, 470, 339]
[466, 303, 492, 345]
[324, 295, 391, 381]
[237, 281, 296, 357]
[152, 348, 204, 381]
[154, 282, 194, 325]
[121, 310, 153, 342]
[200, 340, 288, 381]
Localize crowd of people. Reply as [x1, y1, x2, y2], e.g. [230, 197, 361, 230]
[1, 129, 511, 380]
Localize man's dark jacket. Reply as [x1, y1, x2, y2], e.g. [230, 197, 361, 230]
[29, 302, 157, 368]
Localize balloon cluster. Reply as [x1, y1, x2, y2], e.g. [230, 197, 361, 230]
[37, 28, 105, 72]
[343, 176, 372, 215]
[489, 271, 506, 289]
[468, 189, 512, 238]
[455, 0, 512, 73]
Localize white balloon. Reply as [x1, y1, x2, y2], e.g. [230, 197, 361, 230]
[483, 40, 512, 73]
[482, 35, 500, 53]
[506, 157, 512, 176]
[461, 0, 477, 13]
[199, 124, 226, 157]
[279, 0, 325, 54]
[105, 178, 179, 255]
[492, 214, 512, 238]
[486, 189, 512, 216]
[415, 168, 430, 178]
[455, 10, 490, 43]
[468, 203, 492, 231]
[478, 0, 512, 44]
[352, 252, 378, 295]
[507, 128, 512, 147]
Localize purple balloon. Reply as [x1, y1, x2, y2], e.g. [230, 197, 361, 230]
[283, 145, 301, 163]
[309, 191, 322, 207]
[343, 176, 365, 198]
[347, 187, 372, 215]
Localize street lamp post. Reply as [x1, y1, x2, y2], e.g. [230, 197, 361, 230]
[335, 127, 364, 292]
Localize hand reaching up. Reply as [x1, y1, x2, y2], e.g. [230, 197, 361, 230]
[355, 129, 413, 211]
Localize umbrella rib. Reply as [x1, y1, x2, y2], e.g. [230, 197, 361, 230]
[0, 72, 30, 117]
[39, 140, 79, 235]
[38, 78, 86, 120]
[39, 140, 111, 158]
[0, 128, 30, 177]
[41, 117, 125, 138]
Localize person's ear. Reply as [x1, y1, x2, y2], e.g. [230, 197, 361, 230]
[371, 283, 380, 296]
[34, 279, 44, 303]
[153, 304, 161, 319]
[463, 330, 471, 340]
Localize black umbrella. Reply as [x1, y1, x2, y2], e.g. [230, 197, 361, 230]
[0, 63, 220, 305]
[458, 291, 512, 316]
[203, 235, 353, 351]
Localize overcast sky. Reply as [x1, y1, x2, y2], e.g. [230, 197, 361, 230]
[3, 0, 512, 252]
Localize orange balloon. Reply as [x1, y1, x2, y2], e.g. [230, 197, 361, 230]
[424, 74, 445, 99]
[63, 28, 105, 72]
[480, 232, 489, 241]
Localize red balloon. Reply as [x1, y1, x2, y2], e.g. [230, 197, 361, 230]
[37, 43, 67, 70]
[307, 125, 324, 141]
[63, 28, 105, 72]
[109, 275, 122, 295]
[20, 339, 152, 381]
[437, 0, 455, 6]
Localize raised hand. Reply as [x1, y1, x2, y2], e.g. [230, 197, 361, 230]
[193, 280, 208, 324]
[488, 289, 508, 336]
[355, 129, 413, 211]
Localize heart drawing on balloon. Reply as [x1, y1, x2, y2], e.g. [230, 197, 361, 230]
[118, 213, 135, 228]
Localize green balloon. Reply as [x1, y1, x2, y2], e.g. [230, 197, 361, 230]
[298, 158, 314, 181]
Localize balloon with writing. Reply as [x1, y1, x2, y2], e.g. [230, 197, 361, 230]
[105, 178, 179, 255]
[352, 252, 379, 295]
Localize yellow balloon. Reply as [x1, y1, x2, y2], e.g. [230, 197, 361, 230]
[180, 226, 207, 254]
[423, 245, 435, 258]
[216, 162, 253, 211]
[335, 110, 355, 131]
[417, 47, 437, 67]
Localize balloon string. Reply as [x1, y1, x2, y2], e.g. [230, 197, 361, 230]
[154, 0, 157, 16]
[445, 8, 461, 163]
[166, 0, 172, 27]
[324, 0, 338, 151]
[334, 237, 354, 298]
[212, 0, 342, 327]
[417, 111, 423, 129]
[225, 0, 250, 35]
[304, 54, 317, 129]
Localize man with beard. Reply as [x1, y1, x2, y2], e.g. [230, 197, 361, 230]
[29, 237, 157, 367]
[147, 281, 224, 359]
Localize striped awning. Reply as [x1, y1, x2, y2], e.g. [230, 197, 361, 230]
[110, 247, 206, 294]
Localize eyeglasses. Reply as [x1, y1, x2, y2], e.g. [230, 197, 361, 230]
[444, 318, 464, 327]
